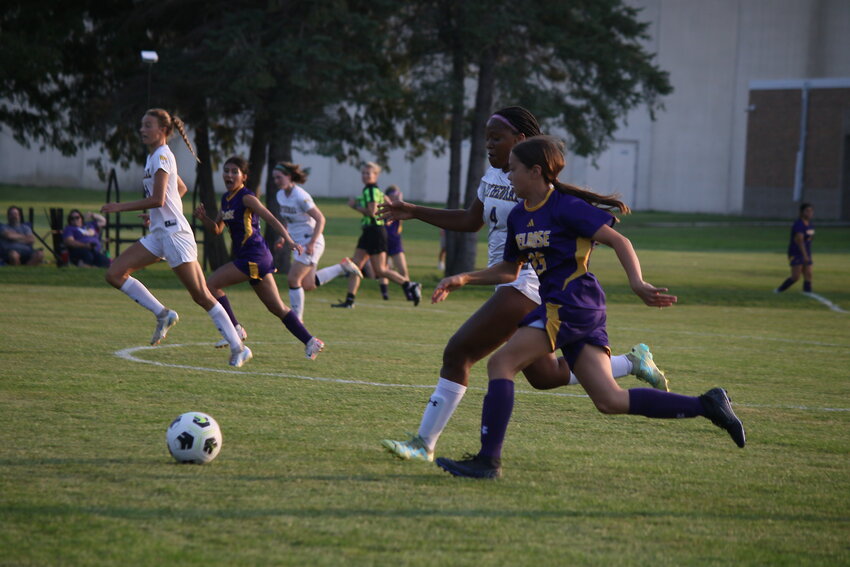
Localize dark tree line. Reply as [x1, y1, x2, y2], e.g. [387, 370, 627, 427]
[1, 0, 671, 272]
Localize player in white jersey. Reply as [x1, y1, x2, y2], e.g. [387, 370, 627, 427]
[378, 106, 669, 462]
[101, 108, 251, 367]
[271, 161, 362, 321]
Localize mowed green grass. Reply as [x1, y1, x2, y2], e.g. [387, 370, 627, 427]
[1, 185, 849, 566]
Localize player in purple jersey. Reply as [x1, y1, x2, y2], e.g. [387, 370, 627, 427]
[432, 136, 746, 478]
[775, 203, 815, 294]
[375, 185, 409, 300]
[193, 156, 325, 360]
[379, 107, 670, 464]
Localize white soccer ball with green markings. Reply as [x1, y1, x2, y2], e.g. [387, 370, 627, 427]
[166, 412, 222, 464]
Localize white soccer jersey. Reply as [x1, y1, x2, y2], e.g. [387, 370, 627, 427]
[276, 185, 318, 243]
[477, 166, 521, 267]
[143, 144, 190, 233]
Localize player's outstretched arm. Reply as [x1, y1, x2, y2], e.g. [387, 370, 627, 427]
[593, 224, 677, 308]
[378, 197, 485, 233]
[432, 260, 521, 303]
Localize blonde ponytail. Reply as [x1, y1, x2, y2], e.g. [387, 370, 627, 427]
[145, 108, 200, 163]
[172, 115, 200, 164]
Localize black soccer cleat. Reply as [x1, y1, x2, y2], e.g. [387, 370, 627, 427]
[408, 281, 422, 306]
[699, 388, 746, 448]
[435, 453, 502, 479]
[330, 299, 354, 309]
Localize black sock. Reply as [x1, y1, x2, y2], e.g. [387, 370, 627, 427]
[803, 281, 812, 293]
[776, 278, 795, 292]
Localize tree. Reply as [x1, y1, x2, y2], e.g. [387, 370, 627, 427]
[383, 0, 673, 274]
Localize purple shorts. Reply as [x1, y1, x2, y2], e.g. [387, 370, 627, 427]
[520, 303, 610, 368]
[233, 250, 276, 283]
[788, 254, 812, 266]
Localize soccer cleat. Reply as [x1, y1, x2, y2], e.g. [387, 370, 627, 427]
[151, 310, 179, 346]
[305, 337, 325, 360]
[435, 453, 502, 479]
[407, 281, 422, 306]
[340, 257, 363, 279]
[229, 346, 253, 368]
[699, 388, 746, 448]
[215, 324, 247, 348]
[331, 299, 354, 309]
[626, 343, 669, 391]
[381, 434, 434, 462]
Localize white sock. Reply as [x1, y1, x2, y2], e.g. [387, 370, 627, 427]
[208, 303, 242, 353]
[417, 378, 467, 451]
[315, 263, 346, 286]
[611, 354, 633, 378]
[565, 354, 632, 385]
[120, 277, 165, 315]
[289, 287, 305, 320]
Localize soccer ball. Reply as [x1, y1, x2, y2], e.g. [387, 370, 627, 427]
[166, 411, 222, 464]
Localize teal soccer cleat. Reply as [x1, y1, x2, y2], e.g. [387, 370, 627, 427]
[381, 434, 434, 462]
[626, 343, 670, 391]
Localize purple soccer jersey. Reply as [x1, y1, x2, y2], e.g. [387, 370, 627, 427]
[221, 187, 275, 279]
[787, 218, 814, 264]
[503, 188, 615, 361]
[504, 188, 614, 310]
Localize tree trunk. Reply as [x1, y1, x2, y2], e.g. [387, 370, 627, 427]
[193, 104, 230, 270]
[446, 47, 497, 276]
[246, 109, 270, 197]
[265, 128, 294, 273]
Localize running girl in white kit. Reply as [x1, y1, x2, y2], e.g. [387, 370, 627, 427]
[101, 108, 252, 367]
[272, 162, 363, 321]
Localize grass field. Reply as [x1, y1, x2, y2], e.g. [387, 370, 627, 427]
[1, 184, 849, 566]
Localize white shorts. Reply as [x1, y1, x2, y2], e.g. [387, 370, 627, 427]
[140, 228, 198, 268]
[496, 267, 541, 304]
[292, 233, 325, 267]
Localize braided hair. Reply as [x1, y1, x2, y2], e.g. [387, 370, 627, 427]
[491, 106, 542, 138]
[145, 108, 200, 163]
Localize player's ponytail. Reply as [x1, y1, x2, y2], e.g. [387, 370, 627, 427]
[171, 116, 200, 164]
[512, 135, 630, 217]
[145, 108, 200, 163]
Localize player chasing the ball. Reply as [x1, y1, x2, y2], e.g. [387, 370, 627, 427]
[431, 135, 745, 479]
[102, 109, 252, 367]
[379, 107, 671, 464]
[193, 156, 325, 360]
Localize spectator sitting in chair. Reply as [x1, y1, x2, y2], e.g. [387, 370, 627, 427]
[0, 206, 44, 266]
[63, 209, 110, 267]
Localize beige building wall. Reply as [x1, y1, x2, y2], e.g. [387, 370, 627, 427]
[2, 0, 848, 213]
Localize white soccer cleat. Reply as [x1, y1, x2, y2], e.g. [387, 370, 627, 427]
[340, 257, 363, 279]
[216, 324, 247, 348]
[229, 346, 253, 368]
[151, 310, 179, 346]
[305, 337, 325, 360]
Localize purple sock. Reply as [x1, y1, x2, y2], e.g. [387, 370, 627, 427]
[803, 280, 812, 293]
[282, 311, 313, 345]
[216, 294, 239, 327]
[628, 388, 704, 419]
[776, 278, 795, 292]
[479, 379, 515, 459]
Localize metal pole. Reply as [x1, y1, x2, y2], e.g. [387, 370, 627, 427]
[793, 82, 810, 202]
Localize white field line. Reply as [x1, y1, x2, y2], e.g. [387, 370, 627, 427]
[114, 343, 850, 413]
[802, 292, 848, 313]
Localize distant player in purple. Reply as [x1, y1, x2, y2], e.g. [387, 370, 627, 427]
[376, 185, 410, 300]
[194, 156, 325, 360]
[775, 203, 814, 294]
[432, 136, 746, 479]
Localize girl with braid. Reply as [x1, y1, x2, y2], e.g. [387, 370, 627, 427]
[101, 109, 252, 367]
[193, 157, 325, 360]
[380, 106, 670, 463]
[434, 136, 745, 479]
